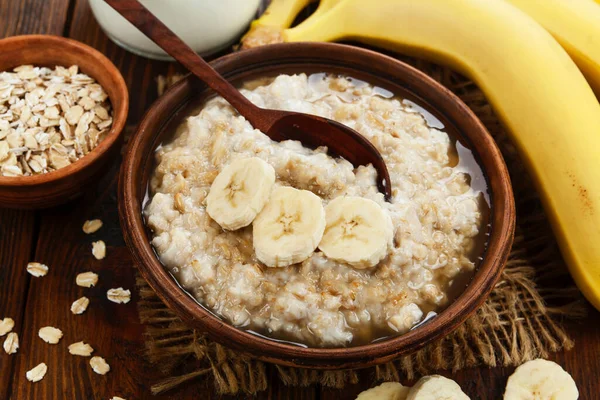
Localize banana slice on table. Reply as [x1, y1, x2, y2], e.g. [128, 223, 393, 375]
[504, 359, 578, 400]
[356, 382, 411, 400]
[253, 186, 326, 267]
[406, 375, 470, 400]
[206, 157, 275, 230]
[318, 196, 393, 269]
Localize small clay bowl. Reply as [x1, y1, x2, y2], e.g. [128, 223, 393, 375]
[0, 35, 128, 209]
[119, 43, 515, 369]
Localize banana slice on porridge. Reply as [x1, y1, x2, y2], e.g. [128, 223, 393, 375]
[253, 186, 326, 267]
[206, 157, 275, 230]
[319, 196, 393, 269]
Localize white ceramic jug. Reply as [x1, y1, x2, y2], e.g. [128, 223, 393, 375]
[89, 0, 262, 60]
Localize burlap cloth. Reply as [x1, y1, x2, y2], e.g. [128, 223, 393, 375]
[137, 58, 585, 396]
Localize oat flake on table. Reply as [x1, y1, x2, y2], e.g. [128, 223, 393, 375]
[71, 296, 90, 314]
[38, 326, 63, 344]
[0, 317, 14, 336]
[26, 262, 48, 277]
[0, 64, 113, 177]
[68, 341, 94, 356]
[92, 240, 106, 260]
[82, 219, 103, 234]
[26, 362, 48, 383]
[107, 288, 131, 304]
[76, 271, 98, 287]
[90, 356, 110, 375]
[3, 332, 18, 354]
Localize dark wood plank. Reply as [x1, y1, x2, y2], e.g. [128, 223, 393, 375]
[0, 0, 71, 397]
[9, 166, 150, 399]
[0, 0, 71, 37]
[0, 210, 36, 399]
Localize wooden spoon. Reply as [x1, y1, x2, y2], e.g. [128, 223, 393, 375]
[105, 0, 392, 200]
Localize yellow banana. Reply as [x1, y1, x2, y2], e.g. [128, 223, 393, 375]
[505, 0, 600, 97]
[282, 0, 600, 310]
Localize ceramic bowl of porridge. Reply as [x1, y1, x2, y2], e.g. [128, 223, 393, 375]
[119, 43, 514, 369]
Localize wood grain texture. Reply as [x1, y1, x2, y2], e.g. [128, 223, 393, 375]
[0, 1, 65, 398]
[0, 0, 71, 37]
[0, 210, 36, 399]
[9, 168, 150, 399]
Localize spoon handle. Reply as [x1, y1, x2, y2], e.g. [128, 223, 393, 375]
[104, 0, 259, 117]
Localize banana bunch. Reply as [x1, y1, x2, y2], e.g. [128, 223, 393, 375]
[354, 359, 577, 399]
[206, 157, 392, 268]
[242, 0, 600, 311]
[505, 0, 600, 97]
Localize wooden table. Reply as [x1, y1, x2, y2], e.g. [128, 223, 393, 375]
[1, 1, 598, 399]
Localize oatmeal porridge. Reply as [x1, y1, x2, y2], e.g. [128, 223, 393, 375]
[145, 73, 488, 347]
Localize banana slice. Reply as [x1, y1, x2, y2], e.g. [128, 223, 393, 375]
[504, 359, 578, 400]
[407, 375, 470, 400]
[206, 157, 275, 230]
[318, 196, 393, 269]
[253, 186, 326, 267]
[356, 382, 411, 400]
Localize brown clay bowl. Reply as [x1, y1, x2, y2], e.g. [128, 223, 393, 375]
[0, 35, 128, 209]
[119, 43, 515, 369]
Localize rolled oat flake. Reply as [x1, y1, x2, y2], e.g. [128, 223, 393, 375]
[90, 356, 110, 375]
[0, 317, 15, 336]
[3, 332, 18, 354]
[26, 362, 48, 382]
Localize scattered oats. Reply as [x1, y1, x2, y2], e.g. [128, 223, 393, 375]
[0, 64, 113, 177]
[82, 219, 103, 234]
[38, 326, 63, 344]
[107, 288, 131, 304]
[68, 341, 94, 356]
[76, 271, 98, 288]
[92, 240, 106, 260]
[26, 262, 49, 277]
[71, 296, 90, 314]
[3, 332, 18, 354]
[26, 362, 48, 382]
[90, 356, 110, 375]
[0, 318, 15, 336]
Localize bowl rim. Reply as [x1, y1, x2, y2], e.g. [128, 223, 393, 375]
[120, 42, 515, 368]
[0, 34, 128, 186]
